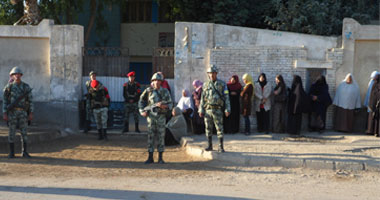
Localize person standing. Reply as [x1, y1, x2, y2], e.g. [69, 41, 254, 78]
[88, 80, 110, 140]
[365, 71, 379, 134]
[308, 75, 332, 133]
[83, 71, 99, 133]
[287, 75, 309, 135]
[272, 75, 287, 133]
[122, 71, 141, 133]
[225, 75, 242, 134]
[255, 73, 272, 133]
[2, 67, 34, 158]
[241, 73, 254, 135]
[333, 74, 361, 132]
[199, 65, 231, 153]
[139, 73, 173, 164]
[367, 74, 380, 137]
[191, 80, 205, 135]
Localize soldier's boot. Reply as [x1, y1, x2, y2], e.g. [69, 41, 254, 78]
[83, 120, 90, 133]
[122, 122, 129, 133]
[97, 129, 103, 140]
[21, 142, 31, 158]
[8, 143, 15, 158]
[218, 138, 225, 153]
[205, 136, 213, 151]
[135, 123, 140, 133]
[103, 129, 108, 141]
[144, 152, 154, 164]
[158, 152, 165, 164]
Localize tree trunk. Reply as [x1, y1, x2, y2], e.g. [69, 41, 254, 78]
[84, 0, 97, 46]
[14, 0, 41, 25]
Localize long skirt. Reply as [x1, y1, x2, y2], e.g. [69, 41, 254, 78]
[287, 113, 302, 135]
[256, 108, 270, 133]
[367, 112, 380, 136]
[272, 102, 286, 133]
[334, 106, 354, 132]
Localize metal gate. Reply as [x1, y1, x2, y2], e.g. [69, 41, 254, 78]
[152, 47, 174, 78]
[81, 47, 130, 130]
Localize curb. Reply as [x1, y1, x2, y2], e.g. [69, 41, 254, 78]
[180, 137, 380, 172]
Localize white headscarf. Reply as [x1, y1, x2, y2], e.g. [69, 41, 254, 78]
[176, 89, 194, 116]
[333, 73, 361, 109]
[364, 71, 379, 109]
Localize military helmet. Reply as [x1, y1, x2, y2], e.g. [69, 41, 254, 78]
[89, 71, 96, 76]
[206, 65, 218, 73]
[9, 66, 23, 75]
[151, 72, 163, 81]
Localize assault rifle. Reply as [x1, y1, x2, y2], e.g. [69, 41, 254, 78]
[143, 101, 170, 115]
[5, 88, 32, 112]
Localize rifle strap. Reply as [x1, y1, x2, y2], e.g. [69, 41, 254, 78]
[209, 80, 225, 102]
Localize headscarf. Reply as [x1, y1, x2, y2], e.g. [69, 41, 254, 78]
[257, 73, 267, 88]
[227, 75, 242, 91]
[274, 74, 286, 92]
[192, 80, 203, 92]
[166, 107, 187, 142]
[364, 71, 379, 109]
[333, 73, 361, 109]
[242, 73, 253, 87]
[177, 89, 194, 116]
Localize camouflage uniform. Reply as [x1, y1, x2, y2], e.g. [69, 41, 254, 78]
[139, 86, 172, 153]
[122, 81, 141, 132]
[2, 66, 33, 158]
[199, 65, 231, 152]
[3, 82, 33, 143]
[88, 81, 109, 140]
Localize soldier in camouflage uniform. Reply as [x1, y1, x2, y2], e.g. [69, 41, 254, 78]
[88, 80, 110, 140]
[2, 67, 34, 158]
[199, 65, 231, 153]
[139, 73, 173, 164]
[122, 71, 141, 133]
[83, 71, 100, 133]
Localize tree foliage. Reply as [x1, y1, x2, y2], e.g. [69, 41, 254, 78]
[169, 0, 379, 36]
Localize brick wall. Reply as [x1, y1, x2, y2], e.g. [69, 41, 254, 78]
[210, 46, 341, 130]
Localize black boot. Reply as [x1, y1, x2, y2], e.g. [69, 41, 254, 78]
[83, 120, 89, 133]
[218, 138, 225, 153]
[103, 129, 108, 141]
[205, 136, 213, 151]
[8, 143, 15, 158]
[158, 152, 165, 164]
[135, 123, 140, 133]
[144, 152, 154, 164]
[98, 129, 103, 140]
[122, 122, 129, 133]
[22, 142, 31, 158]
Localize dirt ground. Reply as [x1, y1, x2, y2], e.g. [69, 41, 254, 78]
[0, 134, 379, 199]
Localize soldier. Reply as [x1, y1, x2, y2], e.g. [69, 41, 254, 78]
[88, 80, 110, 140]
[83, 71, 99, 133]
[139, 73, 173, 164]
[2, 67, 34, 158]
[199, 65, 231, 153]
[122, 71, 141, 133]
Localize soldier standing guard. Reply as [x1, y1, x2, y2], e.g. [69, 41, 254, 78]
[139, 73, 173, 164]
[88, 80, 110, 140]
[199, 65, 231, 153]
[83, 71, 99, 133]
[2, 67, 34, 158]
[122, 71, 141, 133]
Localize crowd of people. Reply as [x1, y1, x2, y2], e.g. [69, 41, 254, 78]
[176, 69, 380, 138]
[3, 65, 379, 162]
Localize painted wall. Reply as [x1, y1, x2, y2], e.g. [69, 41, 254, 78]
[0, 20, 83, 132]
[121, 23, 174, 56]
[0, 38, 51, 101]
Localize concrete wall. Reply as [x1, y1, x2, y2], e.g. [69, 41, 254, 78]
[175, 19, 380, 132]
[121, 23, 174, 56]
[0, 19, 83, 132]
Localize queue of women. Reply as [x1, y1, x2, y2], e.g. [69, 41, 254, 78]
[174, 70, 380, 137]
